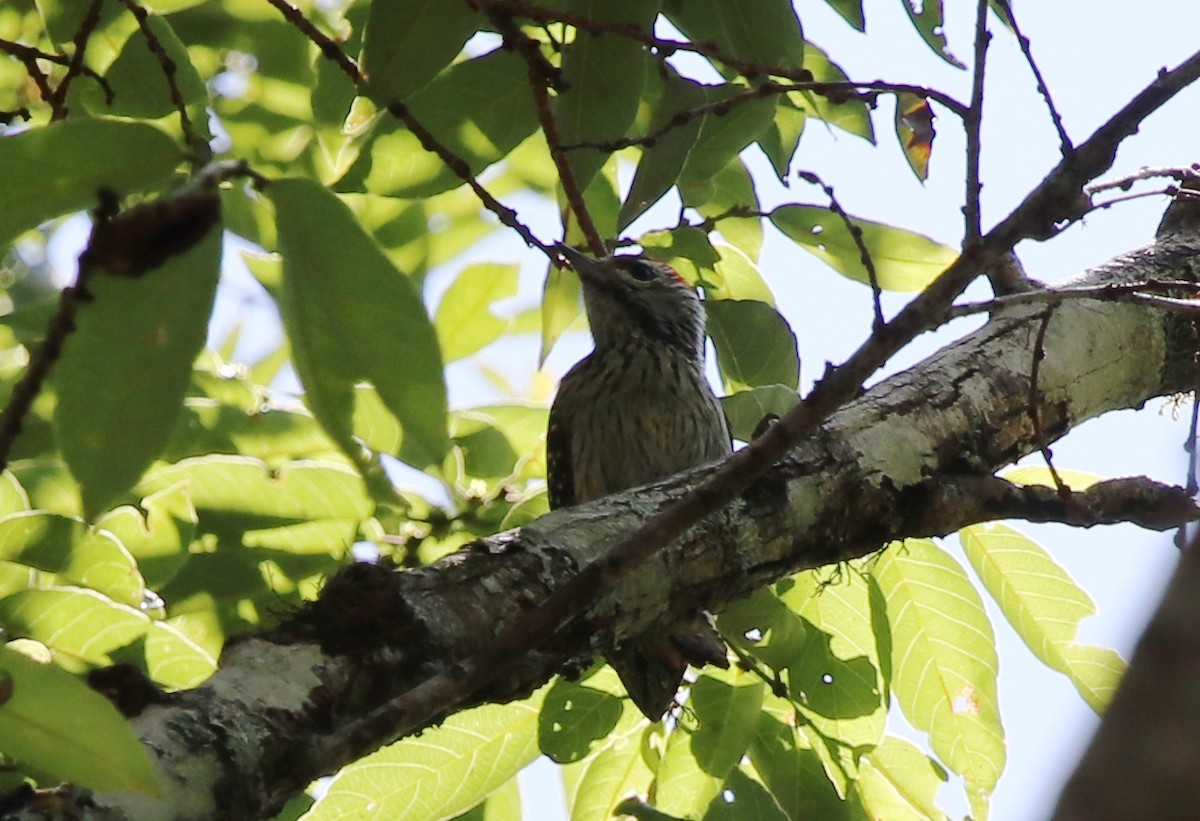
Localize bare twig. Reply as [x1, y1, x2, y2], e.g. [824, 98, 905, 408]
[117, 0, 206, 159]
[487, 9, 603, 255]
[1029, 309, 1068, 495]
[47, 0, 106, 120]
[797, 169, 884, 330]
[964, 0, 990, 244]
[993, 0, 1072, 154]
[946, 279, 1200, 320]
[263, 0, 361, 83]
[1086, 164, 1200, 195]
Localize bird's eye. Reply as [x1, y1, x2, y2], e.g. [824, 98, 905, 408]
[627, 260, 658, 282]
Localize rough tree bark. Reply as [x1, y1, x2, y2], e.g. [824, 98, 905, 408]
[21, 209, 1192, 820]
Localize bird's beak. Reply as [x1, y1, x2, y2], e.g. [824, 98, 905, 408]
[555, 243, 608, 284]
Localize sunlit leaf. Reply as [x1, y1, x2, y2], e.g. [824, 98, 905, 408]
[0, 643, 161, 794]
[307, 687, 547, 820]
[560, 666, 656, 821]
[855, 736, 950, 821]
[270, 177, 449, 466]
[960, 523, 1125, 713]
[0, 587, 150, 666]
[871, 539, 1004, 819]
[770, 205, 958, 292]
[436, 262, 519, 362]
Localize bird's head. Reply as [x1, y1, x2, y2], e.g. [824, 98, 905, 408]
[556, 243, 705, 357]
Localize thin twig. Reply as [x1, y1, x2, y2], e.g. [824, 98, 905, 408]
[947, 279, 1200, 319]
[0, 38, 113, 106]
[797, 170, 884, 330]
[263, 0, 362, 83]
[1029, 309, 1068, 495]
[994, 0, 1072, 153]
[48, 0, 106, 120]
[1086, 164, 1200, 195]
[487, 8, 603, 255]
[117, 0, 206, 159]
[964, 0, 989, 244]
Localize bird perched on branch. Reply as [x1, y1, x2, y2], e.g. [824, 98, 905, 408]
[547, 243, 731, 720]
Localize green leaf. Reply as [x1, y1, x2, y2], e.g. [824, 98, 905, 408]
[144, 619, 217, 688]
[539, 258, 586, 365]
[555, 0, 658, 193]
[747, 709, 849, 820]
[0, 512, 144, 606]
[666, 0, 805, 71]
[854, 736, 950, 821]
[93, 485, 196, 591]
[540, 675, 626, 764]
[452, 777, 521, 821]
[823, 0, 865, 31]
[871, 539, 1004, 819]
[84, 14, 207, 118]
[780, 568, 886, 754]
[0, 120, 181, 252]
[679, 91, 776, 185]
[362, 0, 479, 103]
[270, 177, 449, 467]
[718, 587, 809, 671]
[307, 687, 547, 820]
[703, 768, 788, 821]
[704, 243, 774, 304]
[705, 300, 800, 391]
[960, 523, 1125, 713]
[789, 42, 873, 142]
[436, 263, 519, 362]
[680, 159, 762, 262]
[619, 70, 707, 230]
[337, 50, 539, 199]
[770, 205, 958, 292]
[561, 666, 656, 821]
[655, 666, 765, 819]
[136, 455, 372, 525]
[758, 104, 806, 180]
[54, 215, 222, 518]
[0, 473, 30, 518]
[0, 643, 161, 794]
[900, 0, 965, 68]
[0, 587, 150, 666]
[639, 228, 720, 289]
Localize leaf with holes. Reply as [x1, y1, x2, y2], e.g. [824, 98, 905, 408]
[655, 666, 765, 819]
[771, 205, 958, 292]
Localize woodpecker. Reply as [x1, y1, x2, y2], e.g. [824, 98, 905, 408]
[547, 243, 731, 720]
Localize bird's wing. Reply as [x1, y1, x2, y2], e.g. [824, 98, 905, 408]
[545, 412, 575, 510]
